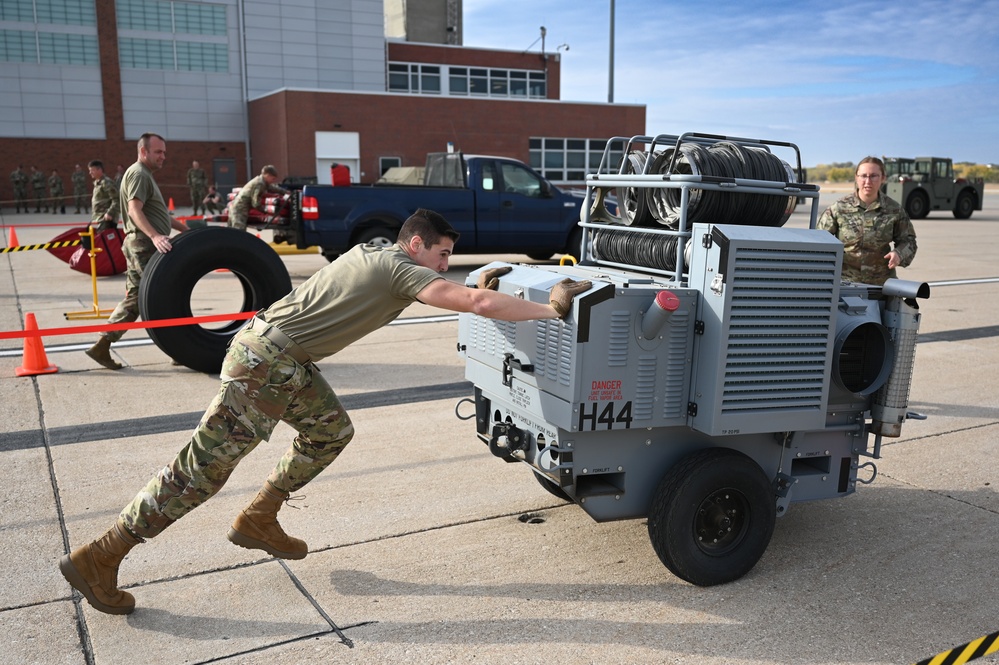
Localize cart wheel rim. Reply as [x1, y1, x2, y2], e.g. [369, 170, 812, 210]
[693, 487, 750, 556]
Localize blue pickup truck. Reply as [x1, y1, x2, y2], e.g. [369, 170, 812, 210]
[269, 152, 589, 261]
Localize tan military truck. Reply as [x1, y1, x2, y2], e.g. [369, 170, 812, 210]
[882, 156, 984, 219]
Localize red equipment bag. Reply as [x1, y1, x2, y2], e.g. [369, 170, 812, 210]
[46, 226, 127, 276]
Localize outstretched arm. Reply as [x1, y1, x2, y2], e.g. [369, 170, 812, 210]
[417, 279, 560, 322]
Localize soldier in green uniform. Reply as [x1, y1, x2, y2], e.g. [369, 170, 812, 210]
[84, 133, 189, 370]
[228, 165, 287, 231]
[72, 164, 90, 214]
[9, 165, 28, 213]
[88, 160, 119, 231]
[186, 160, 207, 215]
[30, 166, 46, 212]
[817, 156, 917, 286]
[202, 183, 223, 214]
[48, 169, 65, 214]
[59, 208, 592, 615]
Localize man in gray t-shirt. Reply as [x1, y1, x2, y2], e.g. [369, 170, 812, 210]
[61, 208, 592, 615]
[85, 133, 189, 370]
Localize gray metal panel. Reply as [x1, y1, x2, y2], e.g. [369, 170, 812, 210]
[688, 223, 843, 436]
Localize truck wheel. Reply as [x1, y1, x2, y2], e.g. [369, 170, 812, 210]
[526, 249, 556, 261]
[356, 225, 397, 249]
[647, 448, 775, 586]
[533, 471, 572, 502]
[953, 190, 976, 219]
[905, 191, 929, 219]
[139, 227, 292, 373]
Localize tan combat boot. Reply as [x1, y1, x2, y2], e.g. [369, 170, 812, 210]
[59, 521, 141, 615]
[85, 336, 122, 370]
[228, 483, 308, 559]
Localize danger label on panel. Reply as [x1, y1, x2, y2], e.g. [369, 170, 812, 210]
[588, 379, 623, 402]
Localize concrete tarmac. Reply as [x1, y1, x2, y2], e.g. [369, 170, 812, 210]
[1, 189, 997, 665]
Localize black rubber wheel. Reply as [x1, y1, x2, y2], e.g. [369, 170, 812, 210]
[533, 470, 572, 502]
[562, 226, 583, 261]
[355, 225, 397, 249]
[647, 448, 776, 586]
[952, 190, 975, 219]
[526, 249, 556, 261]
[139, 227, 292, 373]
[906, 191, 929, 219]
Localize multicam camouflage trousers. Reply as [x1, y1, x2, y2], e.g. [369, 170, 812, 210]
[226, 202, 250, 231]
[102, 234, 155, 343]
[120, 327, 354, 539]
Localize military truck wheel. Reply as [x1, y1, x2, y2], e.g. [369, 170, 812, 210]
[647, 448, 775, 586]
[139, 227, 292, 373]
[533, 471, 572, 502]
[905, 191, 929, 219]
[526, 249, 556, 261]
[953, 190, 976, 219]
[355, 225, 397, 249]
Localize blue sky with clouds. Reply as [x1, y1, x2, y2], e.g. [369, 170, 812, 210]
[464, 0, 999, 166]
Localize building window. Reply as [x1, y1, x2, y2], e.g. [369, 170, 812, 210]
[39, 30, 98, 64]
[0, 29, 98, 64]
[1, 0, 96, 24]
[379, 156, 401, 175]
[393, 61, 547, 100]
[176, 40, 227, 71]
[0, 29, 38, 62]
[530, 137, 625, 184]
[116, 0, 227, 71]
[388, 63, 440, 94]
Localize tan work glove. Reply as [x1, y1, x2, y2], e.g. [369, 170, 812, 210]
[477, 265, 513, 290]
[549, 278, 592, 319]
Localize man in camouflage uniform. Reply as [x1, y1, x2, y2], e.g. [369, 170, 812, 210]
[84, 133, 189, 370]
[817, 156, 917, 286]
[48, 169, 65, 214]
[186, 160, 207, 215]
[88, 160, 119, 231]
[202, 183, 223, 214]
[31, 166, 46, 212]
[227, 165, 287, 231]
[9, 165, 28, 213]
[59, 208, 593, 615]
[72, 164, 90, 214]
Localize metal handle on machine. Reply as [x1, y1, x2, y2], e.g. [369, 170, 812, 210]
[502, 353, 534, 387]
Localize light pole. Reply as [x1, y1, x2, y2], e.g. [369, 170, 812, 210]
[608, 0, 615, 103]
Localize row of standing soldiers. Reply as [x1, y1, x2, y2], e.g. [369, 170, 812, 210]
[9, 164, 124, 214]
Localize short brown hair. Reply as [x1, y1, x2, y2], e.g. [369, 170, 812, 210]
[398, 208, 459, 248]
[261, 165, 278, 177]
[856, 156, 886, 177]
[138, 132, 165, 150]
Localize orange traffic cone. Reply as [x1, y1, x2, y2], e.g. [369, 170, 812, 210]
[168, 198, 176, 215]
[15, 313, 58, 377]
[8, 227, 19, 246]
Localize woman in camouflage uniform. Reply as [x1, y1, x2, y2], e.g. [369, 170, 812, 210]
[816, 156, 917, 286]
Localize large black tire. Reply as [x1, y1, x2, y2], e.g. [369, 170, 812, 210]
[647, 448, 776, 586]
[953, 190, 976, 219]
[139, 227, 292, 373]
[905, 190, 929, 219]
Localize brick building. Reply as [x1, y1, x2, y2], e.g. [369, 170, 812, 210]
[1, 0, 644, 209]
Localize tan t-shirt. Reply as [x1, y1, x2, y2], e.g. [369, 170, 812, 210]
[260, 243, 442, 360]
[120, 161, 171, 237]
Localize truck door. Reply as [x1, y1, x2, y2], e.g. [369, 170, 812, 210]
[495, 161, 564, 250]
[471, 160, 503, 247]
[931, 159, 953, 202]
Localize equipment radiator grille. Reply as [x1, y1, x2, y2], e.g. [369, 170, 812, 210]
[534, 319, 574, 386]
[608, 311, 631, 367]
[662, 309, 691, 419]
[634, 355, 657, 419]
[470, 316, 516, 358]
[720, 247, 838, 414]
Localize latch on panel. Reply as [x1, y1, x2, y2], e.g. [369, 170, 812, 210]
[502, 353, 534, 387]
